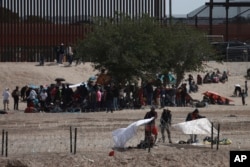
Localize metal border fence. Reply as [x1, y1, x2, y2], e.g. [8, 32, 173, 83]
[1, 0, 250, 62]
[0, 0, 166, 62]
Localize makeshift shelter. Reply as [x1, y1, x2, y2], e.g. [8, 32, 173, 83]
[172, 118, 218, 135]
[112, 117, 154, 148]
[203, 90, 234, 104]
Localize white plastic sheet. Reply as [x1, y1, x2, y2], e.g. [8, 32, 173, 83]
[172, 118, 217, 135]
[69, 82, 86, 88]
[112, 117, 154, 148]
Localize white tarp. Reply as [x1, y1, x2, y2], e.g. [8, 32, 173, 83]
[112, 117, 154, 148]
[172, 118, 217, 135]
[69, 82, 86, 88]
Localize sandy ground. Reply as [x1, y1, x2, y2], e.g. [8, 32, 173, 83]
[0, 61, 250, 167]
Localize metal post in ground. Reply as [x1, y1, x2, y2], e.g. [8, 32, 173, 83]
[1, 130, 4, 156]
[217, 124, 220, 150]
[148, 126, 151, 153]
[211, 122, 214, 149]
[5, 131, 8, 157]
[74, 128, 77, 154]
[70, 126, 72, 153]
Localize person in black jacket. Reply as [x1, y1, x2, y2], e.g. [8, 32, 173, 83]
[160, 109, 172, 143]
[105, 85, 114, 113]
[144, 106, 158, 145]
[186, 109, 205, 143]
[12, 86, 20, 110]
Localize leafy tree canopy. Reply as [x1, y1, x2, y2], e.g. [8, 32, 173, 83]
[76, 14, 215, 86]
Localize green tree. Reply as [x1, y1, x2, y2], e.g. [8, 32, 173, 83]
[76, 15, 214, 86]
[166, 24, 215, 85]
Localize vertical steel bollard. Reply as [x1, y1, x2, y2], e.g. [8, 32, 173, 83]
[211, 122, 214, 149]
[2, 130, 5, 156]
[148, 126, 151, 153]
[217, 124, 220, 150]
[74, 128, 77, 154]
[5, 131, 8, 157]
[70, 126, 72, 153]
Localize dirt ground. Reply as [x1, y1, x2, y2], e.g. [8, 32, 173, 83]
[0, 62, 250, 167]
[0, 105, 250, 167]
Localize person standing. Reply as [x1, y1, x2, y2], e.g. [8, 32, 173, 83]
[2, 88, 11, 111]
[105, 85, 114, 113]
[66, 44, 74, 65]
[59, 43, 65, 64]
[188, 74, 194, 93]
[11, 86, 20, 110]
[160, 86, 166, 108]
[154, 86, 161, 108]
[20, 85, 28, 101]
[39, 89, 48, 112]
[144, 106, 158, 145]
[113, 85, 119, 111]
[180, 83, 187, 107]
[240, 89, 246, 106]
[145, 82, 154, 106]
[186, 109, 205, 143]
[27, 88, 37, 107]
[96, 87, 102, 111]
[160, 109, 172, 143]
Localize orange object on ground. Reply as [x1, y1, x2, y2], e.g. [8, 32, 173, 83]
[109, 150, 115, 156]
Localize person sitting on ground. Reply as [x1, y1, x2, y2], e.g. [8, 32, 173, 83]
[189, 81, 198, 93]
[216, 69, 221, 75]
[211, 72, 219, 83]
[144, 106, 158, 146]
[209, 95, 216, 104]
[160, 109, 172, 143]
[217, 96, 224, 105]
[202, 95, 210, 104]
[186, 109, 206, 143]
[203, 73, 211, 83]
[220, 71, 228, 83]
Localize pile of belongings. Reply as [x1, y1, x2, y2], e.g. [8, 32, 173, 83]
[203, 136, 232, 145]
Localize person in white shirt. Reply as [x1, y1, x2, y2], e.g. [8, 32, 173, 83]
[2, 88, 11, 111]
[39, 89, 48, 111]
[27, 88, 37, 107]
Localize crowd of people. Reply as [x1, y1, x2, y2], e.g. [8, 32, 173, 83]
[2, 67, 248, 112]
[1, 78, 195, 113]
[203, 69, 228, 84]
